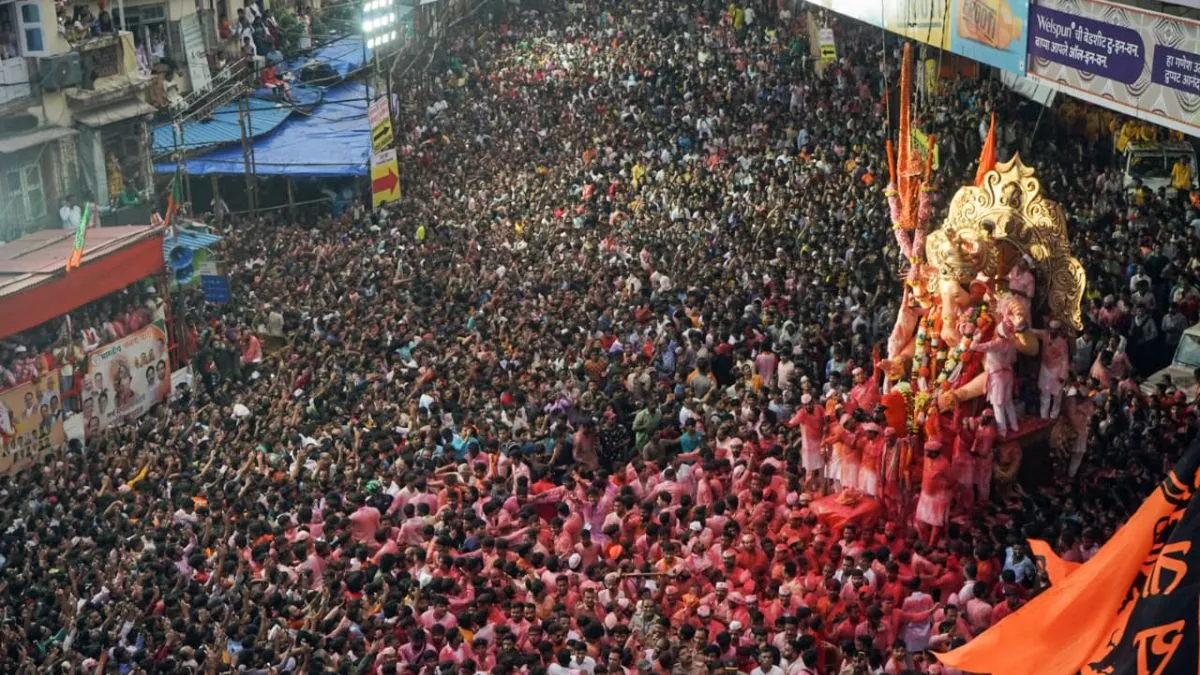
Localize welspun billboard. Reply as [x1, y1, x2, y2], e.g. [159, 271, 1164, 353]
[1028, 0, 1200, 136]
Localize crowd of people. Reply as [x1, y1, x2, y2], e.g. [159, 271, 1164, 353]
[2, 0, 1199, 673]
[0, 282, 164, 390]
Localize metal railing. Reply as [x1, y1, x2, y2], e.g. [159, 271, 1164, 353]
[179, 57, 251, 122]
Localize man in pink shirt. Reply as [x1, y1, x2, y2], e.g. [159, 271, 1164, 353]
[419, 596, 459, 631]
[963, 583, 993, 635]
[348, 494, 381, 544]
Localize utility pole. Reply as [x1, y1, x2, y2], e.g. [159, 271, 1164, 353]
[237, 95, 258, 213]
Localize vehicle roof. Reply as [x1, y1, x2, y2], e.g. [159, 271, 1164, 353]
[1185, 324, 1200, 337]
[1127, 141, 1195, 153]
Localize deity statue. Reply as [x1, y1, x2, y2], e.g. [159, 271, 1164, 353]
[888, 156, 1086, 422]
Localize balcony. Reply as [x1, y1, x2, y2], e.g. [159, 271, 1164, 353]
[0, 57, 32, 109]
[64, 32, 150, 111]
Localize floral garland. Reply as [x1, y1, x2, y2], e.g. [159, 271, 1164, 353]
[905, 301, 992, 431]
[936, 303, 987, 386]
[910, 310, 942, 391]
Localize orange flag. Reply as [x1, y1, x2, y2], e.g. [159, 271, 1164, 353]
[1028, 539, 1081, 585]
[974, 113, 996, 187]
[936, 446, 1200, 675]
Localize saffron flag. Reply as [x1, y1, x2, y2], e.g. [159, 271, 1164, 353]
[65, 202, 94, 271]
[163, 169, 182, 230]
[974, 113, 997, 187]
[937, 442, 1200, 675]
[1028, 539, 1081, 585]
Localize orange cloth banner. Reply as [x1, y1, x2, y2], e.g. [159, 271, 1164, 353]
[938, 445, 1200, 675]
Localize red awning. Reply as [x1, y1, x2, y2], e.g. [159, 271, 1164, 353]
[0, 226, 165, 339]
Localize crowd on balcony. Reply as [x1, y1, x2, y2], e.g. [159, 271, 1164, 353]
[0, 283, 164, 391]
[2, 0, 1200, 673]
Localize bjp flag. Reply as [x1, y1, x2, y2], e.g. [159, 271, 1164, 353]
[937, 442, 1200, 675]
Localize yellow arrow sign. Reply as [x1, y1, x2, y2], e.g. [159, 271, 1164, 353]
[371, 148, 401, 208]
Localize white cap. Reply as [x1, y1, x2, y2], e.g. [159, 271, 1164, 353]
[568, 553, 582, 570]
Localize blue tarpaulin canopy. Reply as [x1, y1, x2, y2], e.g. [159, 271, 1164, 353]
[153, 82, 372, 177]
[285, 36, 366, 81]
[151, 95, 296, 156]
[151, 36, 364, 157]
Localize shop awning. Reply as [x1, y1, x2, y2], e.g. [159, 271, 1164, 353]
[73, 100, 157, 128]
[0, 226, 165, 339]
[0, 126, 77, 154]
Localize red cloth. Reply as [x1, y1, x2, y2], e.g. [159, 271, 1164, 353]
[810, 494, 884, 538]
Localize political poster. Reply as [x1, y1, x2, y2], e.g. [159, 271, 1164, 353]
[1027, 0, 1200, 137]
[82, 322, 171, 438]
[0, 370, 66, 475]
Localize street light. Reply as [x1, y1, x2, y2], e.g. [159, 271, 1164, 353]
[362, 0, 398, 52]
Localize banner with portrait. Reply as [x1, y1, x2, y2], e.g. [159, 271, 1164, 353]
[0, 370, 67, 475]
[82, 322, 171, 438]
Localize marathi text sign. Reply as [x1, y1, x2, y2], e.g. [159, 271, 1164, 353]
[82, 322, 171, 439]
[0, 371, 66, 475]
[1028, 0, 1200, 136]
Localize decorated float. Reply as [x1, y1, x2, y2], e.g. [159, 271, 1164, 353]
[808, 46, 1086, 541]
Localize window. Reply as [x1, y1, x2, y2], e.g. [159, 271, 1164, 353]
[4, 170, 23, 222]
[2, 162, 45, 225]
[16, 1, 42, 54]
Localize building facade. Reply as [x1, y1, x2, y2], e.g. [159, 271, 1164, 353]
[0, 0, 217, 240]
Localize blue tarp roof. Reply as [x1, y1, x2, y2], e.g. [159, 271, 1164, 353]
[285, 36, 366, 80]
[251, 83, 325, 110]
[163, 229, 222, 260]
[151, 95, 296, 156]
[151, 36, 365, 157]
[153, 82, 371, 178]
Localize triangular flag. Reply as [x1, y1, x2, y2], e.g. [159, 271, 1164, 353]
[974, 112, 996, 187]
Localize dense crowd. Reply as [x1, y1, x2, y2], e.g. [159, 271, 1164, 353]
[2, 0, 1199, 673]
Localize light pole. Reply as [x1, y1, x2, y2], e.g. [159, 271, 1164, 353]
[362, 0, 399, 150]
[362, 0, 398, 103]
